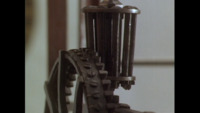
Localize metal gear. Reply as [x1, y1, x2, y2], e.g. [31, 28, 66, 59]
[44, 49, 153, 113]
[44, 0, 154, 113]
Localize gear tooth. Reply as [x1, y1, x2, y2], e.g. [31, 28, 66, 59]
[96, 63, 105, 70]
[92, 91, 101, 99]
[67, 66, 76, 74]
[87, 91, 101, 99]
[102, 80, 111, 89]
[106, 103, 117, 109]
[102, 80, 111, 85]
[87, 71, 96, 78]
[111, 95, 119, 103]
[76, 52, 83, 56]
[89, 105, 100, 112]
[65, 96, 70, 104]
[80, 57, 89, 61]
[89, 80, 99, 87]
[77, 76, 84, 83]
[104, 90, 113, 96]
[65, 80, 73, 87]
[99, 70, 108, 79]
[84, 63, 91, 69]
[92, 93, 101, 99]
[65, 87, 72, 96]
[68, 74, 76, 81]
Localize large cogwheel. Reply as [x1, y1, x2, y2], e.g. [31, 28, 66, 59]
[44, 48, 151, 113]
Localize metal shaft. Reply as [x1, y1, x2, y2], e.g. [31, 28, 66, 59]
[111, 13, 122, 77]
[85, 12, 95, 50]
[122, 13, 131, 77]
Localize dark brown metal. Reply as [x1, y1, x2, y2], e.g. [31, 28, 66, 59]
[45, 0, 154, 113]
[122, 13, 131, 78]
[85, 12, 96, 50]
[103, 13, 112, 74]
[83, 4, 140, 89]
[96, 12, 107, 61]
[87, 0, 100, 6]
[57, 51, 69, 113]
[128, 14, 137, 76]
[73, 76, 84, 113]
[79, 0, 100, 47]
[111, 11, 122, 77]
[100, 0, 122, 7]
[44, 60, 59, 113]
[45, 48, 153, 113]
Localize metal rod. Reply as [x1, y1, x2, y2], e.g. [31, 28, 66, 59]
[104, 13, 112, 72]
[85, 13, 89, 47]
[122, 13, 131, 77]
[93, 16, 97, 51]
[111, 13, 121, 77]
[86, 13, 95, 50]
[128, 14, 137, 76]
[96, 12, 105, 59]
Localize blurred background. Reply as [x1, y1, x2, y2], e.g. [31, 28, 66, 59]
[25, 0, 174, 113]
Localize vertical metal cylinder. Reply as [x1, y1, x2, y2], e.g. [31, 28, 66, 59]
[85, 12, 96, 50]
[111, 12, 122, 77]
[103, 13, 112, 73]
[122, 13, 131, 77]
[83, 5, 140, 80]
[128, 14, 137, 76]
[121, 6, 138, 77]
[96, 12, 106, 61]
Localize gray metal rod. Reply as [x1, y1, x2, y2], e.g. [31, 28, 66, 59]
[122, 13, 131, 77]
[128, 14, 137, 76]
[111, 13, 122, 77]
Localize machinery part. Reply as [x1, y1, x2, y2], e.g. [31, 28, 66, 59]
[83, 5, 140, 89]
[44, 0, 154, 113]
[44, 48, 151, 113]
[100, 0, 123, 8]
